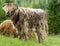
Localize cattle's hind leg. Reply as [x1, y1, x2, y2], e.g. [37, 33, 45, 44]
[36, 24, 45, 43]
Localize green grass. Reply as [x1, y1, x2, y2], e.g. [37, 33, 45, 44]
[0, 35, 60, 46]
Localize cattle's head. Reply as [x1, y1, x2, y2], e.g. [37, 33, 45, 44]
[3, 3, 18, 17]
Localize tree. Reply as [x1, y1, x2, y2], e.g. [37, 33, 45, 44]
[48, 0, 60, 34]
[48, 0, 58, 16]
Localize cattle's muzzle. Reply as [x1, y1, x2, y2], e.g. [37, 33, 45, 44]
[6, 12, 11, 17]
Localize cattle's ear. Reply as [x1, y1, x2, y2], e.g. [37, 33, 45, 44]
[12, 12, 19, 25]
[13, 3, 18, 10]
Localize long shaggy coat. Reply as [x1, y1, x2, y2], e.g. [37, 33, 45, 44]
[3, 3, 48, 43]
[0, 20, 18, 37]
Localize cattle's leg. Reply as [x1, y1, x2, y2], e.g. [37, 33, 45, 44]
[32, 27, 38, 41]
[36, 23, 45, 43]
[23, 21, 29, 41]
[45, 21, 48, 35]
[17, 31, 22, 39]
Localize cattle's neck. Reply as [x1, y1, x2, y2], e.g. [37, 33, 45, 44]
[11, 9, 20, 25]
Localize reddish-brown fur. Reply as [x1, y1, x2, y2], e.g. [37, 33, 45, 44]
[0, 20, 18, 37]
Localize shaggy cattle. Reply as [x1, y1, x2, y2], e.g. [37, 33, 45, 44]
[0, 20, 18, 37]
[3, 3, 48, 43]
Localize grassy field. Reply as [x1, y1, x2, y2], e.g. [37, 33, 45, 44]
[0, 35, 60, 46]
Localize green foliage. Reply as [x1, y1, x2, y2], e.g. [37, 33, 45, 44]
[0, 0, 7, 23]
[48, 0, 60, 34]
[48, 14, 60, 34]
[16, 0, 40, 8]
[32, 0, 40, 9]
[48, 0, 59, 16]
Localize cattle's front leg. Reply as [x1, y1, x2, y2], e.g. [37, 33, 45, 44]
[23, 21, 29, 41]
[32, 27, 38, 41]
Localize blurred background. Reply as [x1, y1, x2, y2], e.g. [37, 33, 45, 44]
[0, 0, 60, 35]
